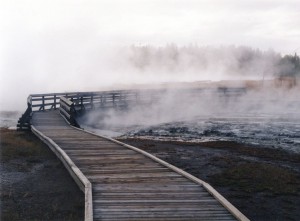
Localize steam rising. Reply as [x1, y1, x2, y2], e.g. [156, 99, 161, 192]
[1, 43, 299, 111]
[79, 86, 300, 130]
[1, 0, 300, 111]
[1, 0, 299, 153]
[124, 45, 280, 81]
[78, 85, 300, 153]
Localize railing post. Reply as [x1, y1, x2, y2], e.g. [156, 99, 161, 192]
[59, 96, 80, 128]
[42, 96, 45, 111]
[135, 92, 139, 105]
[27, 95, 32, 108]
[54, 95, 57, 110]
[91, 94, 94, 109]
[17, 95, 32, 130]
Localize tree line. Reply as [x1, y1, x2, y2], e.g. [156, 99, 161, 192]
[127, 45, 300, 78]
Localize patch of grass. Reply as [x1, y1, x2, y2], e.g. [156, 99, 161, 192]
[210, 162, 300, 195]
[1, 127, 84, 221]
[0, 128, 50, 161]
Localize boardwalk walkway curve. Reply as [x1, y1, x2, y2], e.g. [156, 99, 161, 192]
[19, 91, 250, 221]
[31, 124, 93, 221]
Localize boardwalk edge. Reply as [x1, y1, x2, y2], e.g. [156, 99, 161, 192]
[31, 125, 93, 221]
[60, 113, 250, 221]
[69, 126, 250, 221]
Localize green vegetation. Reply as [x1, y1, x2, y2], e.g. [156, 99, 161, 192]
[0, 128, 49, 161]
[1, 127, 84, 221]
[129, 45, 300, 78]
[277, 53, 300, 77]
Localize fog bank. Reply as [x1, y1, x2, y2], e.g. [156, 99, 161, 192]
[2, 42, 299, 111]
[1, 0, 300, 111]
[79, 85, 300, 131]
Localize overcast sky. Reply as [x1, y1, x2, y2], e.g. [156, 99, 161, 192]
[1, 0, 300, 110]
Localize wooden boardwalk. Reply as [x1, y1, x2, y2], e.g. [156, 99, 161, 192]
[31, 110, 248, 221]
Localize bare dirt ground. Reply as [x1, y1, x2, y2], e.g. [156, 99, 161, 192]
[0, 128, 84, 221]
[118, 138, 300, 221]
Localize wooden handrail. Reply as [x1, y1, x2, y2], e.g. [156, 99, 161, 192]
[59, 96, 79, 127]
[18, 87, 247, 130]
[31, 125, 93, 221]
[28, 91, 139, 111]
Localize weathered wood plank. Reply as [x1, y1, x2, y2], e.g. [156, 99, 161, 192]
[31, 110, 249, 221]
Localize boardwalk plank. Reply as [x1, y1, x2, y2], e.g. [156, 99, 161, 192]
[31, 111, 241, 221]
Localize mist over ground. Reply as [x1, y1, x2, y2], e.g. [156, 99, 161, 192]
[80, 85, 300, 129]
[78, 82, 300, 153]
[1, 0, 300, 111]
[78, 45, 300, 133]
[1, 43, 299, 111]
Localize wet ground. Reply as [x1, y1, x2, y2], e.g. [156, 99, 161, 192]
[118, 138, 300, 221]
[80, 106, 300, 153]
[0, 128, 84, 221]
[119, 114, 300, 153]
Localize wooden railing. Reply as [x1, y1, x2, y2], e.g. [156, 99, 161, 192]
[17, 90, 140, 130]
[18, 92, 82, 130]
[17, 87, 247, 130]
[17, 96, 32, 130]
[59, 96, 79, 127]
[29, 92, 83, 111]
[28, 91, 141, 111]
[58, 91, 141, 126]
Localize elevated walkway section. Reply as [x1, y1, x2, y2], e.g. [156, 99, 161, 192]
[31, 110, 249, 221]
